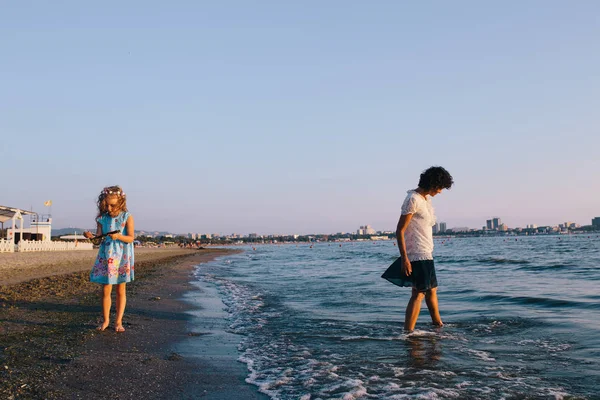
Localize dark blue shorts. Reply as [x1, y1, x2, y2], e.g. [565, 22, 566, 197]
[382, 258, 438, 292]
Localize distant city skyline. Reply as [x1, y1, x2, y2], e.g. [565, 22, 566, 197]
[45, 215, 600, 237]
[2, 2, 599, 234]
[7, 205, 597, 237]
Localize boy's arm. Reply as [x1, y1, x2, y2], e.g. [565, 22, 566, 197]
[396, 214, 413, 275]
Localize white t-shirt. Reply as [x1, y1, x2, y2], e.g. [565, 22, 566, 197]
[401, 190, 436, 261]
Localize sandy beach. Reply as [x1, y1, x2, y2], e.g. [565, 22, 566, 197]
[0, 247, 267, 399]
[0, 247, 203, 286]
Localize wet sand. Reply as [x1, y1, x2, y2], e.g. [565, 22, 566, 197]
[0, 248, 267, 399]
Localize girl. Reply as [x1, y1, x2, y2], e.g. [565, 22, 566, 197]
[382, 166, 453, 332]
[84, 185, 135, 332]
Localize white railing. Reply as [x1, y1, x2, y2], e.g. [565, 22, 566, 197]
[17, 240, 94, 252]
[0, 239, 15, 253]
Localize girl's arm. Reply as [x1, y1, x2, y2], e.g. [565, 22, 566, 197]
[83, 222, 102, 239]
[396, 214, 413, 275]
[109, 215, 135, 243]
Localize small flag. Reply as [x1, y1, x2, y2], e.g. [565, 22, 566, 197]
[44, 200, 52, 206]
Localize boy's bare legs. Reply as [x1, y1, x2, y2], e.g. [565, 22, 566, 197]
[99, 284, 112, 331]
[404, 289, 425, 332]
[115, 283, 126, 332]
[425, 288, 443, 327]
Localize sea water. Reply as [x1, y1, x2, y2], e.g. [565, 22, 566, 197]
[194, 236, 600, 399]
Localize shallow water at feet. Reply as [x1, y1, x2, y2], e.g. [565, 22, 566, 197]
[193, 236, 600, 399]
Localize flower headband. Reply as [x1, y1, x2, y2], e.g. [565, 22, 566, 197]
[103, 187, 126, 197]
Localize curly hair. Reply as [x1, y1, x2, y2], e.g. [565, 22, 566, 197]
[418, 166, 454, 191]
[96, 185, 128, 219]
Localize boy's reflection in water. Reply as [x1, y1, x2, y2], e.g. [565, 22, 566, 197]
[405, 335, 442, 368]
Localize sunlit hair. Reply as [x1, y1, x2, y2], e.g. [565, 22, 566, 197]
[96, 185, 128, 219]
[418, 166, 454, 191]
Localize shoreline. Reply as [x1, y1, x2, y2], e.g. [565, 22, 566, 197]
[178, 276, 270, 399]
[0, 248, 267, 399]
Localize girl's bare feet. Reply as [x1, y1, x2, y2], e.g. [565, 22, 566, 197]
[97, 321, 109, 331]
[115, 325, 125, 333]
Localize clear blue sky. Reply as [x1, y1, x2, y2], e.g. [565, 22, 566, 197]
[2, 1, 599, 234]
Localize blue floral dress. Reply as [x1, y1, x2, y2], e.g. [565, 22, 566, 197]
[90, 211, 135, 284]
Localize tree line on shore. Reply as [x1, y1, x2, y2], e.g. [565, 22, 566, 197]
[133, 227, 599, 246]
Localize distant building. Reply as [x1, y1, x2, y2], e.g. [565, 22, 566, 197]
[248, 233, 258, 238]
[486, 219, 493, 230]
[492, 217, 501, 230]
[498, 223, 508, 231]
[593, 217, 600, 229]
[432, 223, 439, 234]
[452, 227, 470, 232]
[5, 212, 51, 242]
[358, 225, 375, 235]
[439, 222, 447, 233]
[370, 235, 389, 241]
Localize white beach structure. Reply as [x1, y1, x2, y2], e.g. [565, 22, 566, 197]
[0, 205, 93, 252]
[0, 205, 36, 252]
